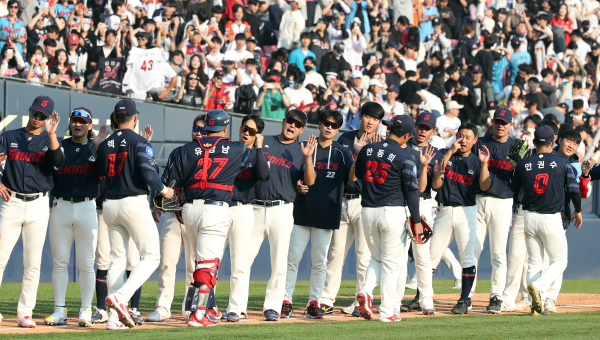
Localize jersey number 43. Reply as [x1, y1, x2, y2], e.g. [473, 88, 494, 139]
[141, 60, 154, 71]
[364, 161, 391, 184]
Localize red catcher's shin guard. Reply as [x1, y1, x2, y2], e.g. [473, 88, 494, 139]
[191, 259, 221, 319]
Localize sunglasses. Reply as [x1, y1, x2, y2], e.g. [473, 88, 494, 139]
[189, 77, 198, 80]
[192, 125, 203, 133]
[240, 125, 257, 136]
[286, 117, 304, 129]
[9, 5, 18, 8]
[322, 120, 339, 129]
[295, 82, 303, 86]
[32, 110, 48, 121]
[137, 36, 148, 40]
[71, 109, 91, 119]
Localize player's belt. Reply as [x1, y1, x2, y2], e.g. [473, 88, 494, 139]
[438, 202, 461, 207]
[14, 191, 47, 202]
[186, 199, 227, 206]
[55, 196, 94, 203]
[255, 200, 291, 207]
[344, 194, 360, 200]
[230, 201, 249, 206]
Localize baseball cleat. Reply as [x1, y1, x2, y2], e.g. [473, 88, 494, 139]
[320, 303, 334, 315]
[45, 306, 68, 326]
[105, 294, 135, 328]
[379, 315, 401, 322]
[405, 281, 417, 290]
[342, 301, 358, 314]
[528, 283, 543, 315]
[183, 311, 191, 322]
[281, 301, 293, 318]
[78, 307, 93, 327]
[226, 312, 240, 322]
[240, 312, 247, 319]
[17, 315, 36, 328]
[400, 297, 421, 312]
[351, 306, 361, 317]
[486, 296, 502, 314]
[146, 309, 171, 322]
[188, 312, 218, 327]
[451, 299, 469, 315]
[106, 320, 128, 330]
[467, 298, 472, 311]
[264, 309, 279, 321]
[221, 311, 228, 320]
[515, 297, 530, 310]
[452, 280, 462, 290]
[92, 307, 109, 323]
[356, 292, 373, 321]
[501, 301, 515, 312]
[129, 308, 143, 325]
[306, 301, 324, 319]
[422, 308, 436, 315]
[544, 299, 557, 313]
[207, 307, 222, 320]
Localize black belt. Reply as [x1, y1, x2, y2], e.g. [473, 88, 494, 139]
[344, 194, 360, 200]
[229, 201, 249, 207]
[15, 192, 47, 202]
[439, 202, 461, 207]
[185, 199, 226, 206]
[255, 200, 291, 207]
[56, 196, 94, 203]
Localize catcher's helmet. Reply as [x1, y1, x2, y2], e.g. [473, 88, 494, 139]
[204, 109, 230, 132]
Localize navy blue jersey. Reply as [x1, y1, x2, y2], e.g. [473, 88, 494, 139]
[337, 130, 361, 195]
[407, 139, 443, 199]
[233, 147, 270, 204]
[293, 141, 353, 229]
[435, 151, 481, 206]
[355, 139, 419, 207]
[255, 135, 305, 202]
[97, 129, 160, 199]
[52, 138, 99, 198]
[0, 128, 64, 194]
[511, 152, 579, 214]
[164, 136, 251, 204]
[473, 136, 515, 198]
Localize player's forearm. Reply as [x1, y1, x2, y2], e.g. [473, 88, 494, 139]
[443, 149, 455, 164]
[255, 148, 270, 181]
[571, 190, 582, 213]
[142, 170, 167, 193]
[303, 157, 317, 186]
[406, 189, 421, 223]
[349, 157, 359, 182]
[432, 175, 443, 190]
[479, 164, 491, 191]
[418, 165, 428, 193]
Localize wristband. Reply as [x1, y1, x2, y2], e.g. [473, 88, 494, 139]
[160, 185, 169, 195]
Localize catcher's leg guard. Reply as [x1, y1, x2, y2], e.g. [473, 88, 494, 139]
[186, 259, 220, 320]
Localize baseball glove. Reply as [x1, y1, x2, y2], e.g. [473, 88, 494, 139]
[405, 215, 434, 245]
[507, 138, 533, 167]
[153, 181, 182, 212]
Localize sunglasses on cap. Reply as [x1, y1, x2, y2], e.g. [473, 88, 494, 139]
[192, 125, 203, 133]
[32, 110, 48, 121]
[286, 117, 304, 129]
[240, 125, 257, 136]
[71, 109, 91, 119]
[321, 120, 339, 129]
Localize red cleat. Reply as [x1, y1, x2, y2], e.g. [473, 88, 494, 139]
[356, 292, 373, 321]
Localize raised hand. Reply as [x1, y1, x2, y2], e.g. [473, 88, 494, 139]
[479, 144, 490, 164]
[255, 133, 264, 148]
[91, 124, 109, 148]
[141, 124, 154, 141]
[301, 134, 317, 158]
[582, 159, 593, 176]
[45, 111, 60, 136]
[370, 133, 382, 143]
[354, 133, 369, 154]
[420, 145, 435, 166]
[433, 159, 447, 178]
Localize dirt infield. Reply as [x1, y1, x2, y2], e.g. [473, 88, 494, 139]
[1, 293, 598, 334]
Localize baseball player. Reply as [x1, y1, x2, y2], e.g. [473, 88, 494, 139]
[284, 111, 353, 319]
[510, 125, 582, 315]
[320, 106, 383, 317]
[44, 108, 108, 327]
[225, 114, 270, 323]
[429, 123, 492, 315]
[97, 100, 174, 330]
[471, 108, 516, 314]
[399, 112, 443, 315]
[350, 112, 422, 322]
[93, 113, 152, 325]
[162, 109, 251, 327]
[0, 96, 63, 328]
[247, 109, 308, 321]
[146, 115, 206, 323]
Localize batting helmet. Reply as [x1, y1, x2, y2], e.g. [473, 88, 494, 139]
[204, 109, 230, 132]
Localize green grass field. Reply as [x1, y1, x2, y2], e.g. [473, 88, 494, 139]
[1, 280, 600, 339]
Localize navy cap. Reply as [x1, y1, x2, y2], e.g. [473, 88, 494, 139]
[383, 115, 414, 133]
[534, 125, 554, 143]
[31, 95, 54, 117]
[204, 109, 230, 132]
[472, 64, 483, 73]
[70, 107, 93, 123]
[114, 99, 137, 117]
[493, 108, 513, 123]
[593, 42, 600, 49]
[416, 111, 436, 129]
[432, 17, 441, 26]
[388, 84, 399, 93]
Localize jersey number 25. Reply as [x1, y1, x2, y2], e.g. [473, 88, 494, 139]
[364, 161, 391, 184]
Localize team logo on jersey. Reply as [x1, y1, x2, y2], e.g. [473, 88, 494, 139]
[43, 146, 48, 151]
[28, 137, 32, 141]
[468, 169, 474, 175]
[383, 143, 388, 147]
[447, 161, 452, 166]
[89, 156, 95, 162]
[203, 143, 213, 148]
[538, 154, 543, 158]
[108, 140, 115, 148]
[413, 165, 417, 176]
[10, 143, 17, 148]
[117, 132, 122, 136]
[264, 145, 269, 148]
[76, 148, 80, 152]
[146, 146, 153, 157]
[120, 140, 127, 147]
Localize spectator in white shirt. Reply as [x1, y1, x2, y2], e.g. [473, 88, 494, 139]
[381, 85, 404, 118]
[328, 12, 350, 47]
[206, 36, 225, 79]
[345, 23, 367, 70]
[224, 33, 253, 69]
[436, 100, 463, 147]
[236, 58, 264, 95]
[573, 29, 591, 63]
[277, 0, 306, 49]
[303, 56, 326, 89]
[400, 41, 417, 72]
[284, 71, 314, 112]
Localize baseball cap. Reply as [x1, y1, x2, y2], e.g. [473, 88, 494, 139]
[525, 94, 540, 108]
[557, 103, 568, 109]
[446, 100, 464, 111]
[337, 61, 351, 71]
[369, 79, 383, 87]
[268, 74, 281, 82]
[493, 107, 513, 123]
[432, 17, 441, 26]
[534, 125, 554, 144]
[387, 84, 399, 93]
[593, 42, 600, 49]
[573, 80, 583, 88]
[70, 107, 92, 123]
[511, 36, 521, 48]
[407, 93, 422, 104]
[203, 109, 230, 132]
[351, 70, 363, 79]
[472, 64, 483, 73]
[31, 95, 54, 117]
[213, 69, 224, 78]
[383, 115, 414, 133]
[333, 42, 345, 57]
[68, 33, 79, 45]
[246, 36, 258, 44]
[416, 111, 436, 129]
[114, 99, 136, 117]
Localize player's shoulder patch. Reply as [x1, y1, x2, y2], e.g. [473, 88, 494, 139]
[146, 146, 154, 157]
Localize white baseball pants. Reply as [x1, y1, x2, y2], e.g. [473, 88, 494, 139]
[226, 204, 254, 315]
[409, 248, 462, 284]
[321, 197, 370, 306]
[96, 209, 140, 271]
[183, 200, 230, 270]
[49, 199, 97, 308]
[247, 203, 295, 315]
[360, 206, 410, 318]
[104, 195, 160, 303]
[474, 195, 513, 300]
[0, 193, 49, 318]
[545, 245, 564, 302]
[430, 206, 477, 270]
[155, 212, 194, 315]
[285, 225, 333, 305]
[524, 211, 568, 297]
[502, 206, 529, 307]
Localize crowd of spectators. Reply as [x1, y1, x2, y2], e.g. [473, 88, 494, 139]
[1, 0, 600, 155]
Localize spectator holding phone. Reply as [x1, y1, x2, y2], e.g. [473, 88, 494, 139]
[68, 3, 91, 31]
[0, 0, 27, 56]
[66, 33, 87, 88]
[27, 7, 48, 54]
[24, 46, 49, 83]
[256, 74, 290, 120]
[0, 41, 23, 77]
[49, 49, 80, 88]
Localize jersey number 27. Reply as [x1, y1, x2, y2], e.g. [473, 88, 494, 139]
[194, 157, 229, 180]
[364, 161, 391, 184]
